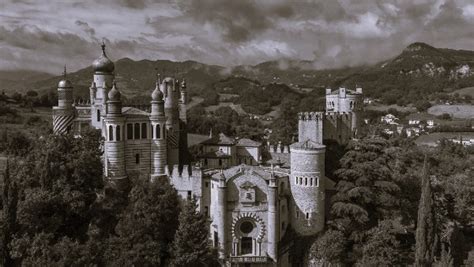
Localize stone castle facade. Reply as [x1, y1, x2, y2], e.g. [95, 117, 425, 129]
[52, 44, 363, 266]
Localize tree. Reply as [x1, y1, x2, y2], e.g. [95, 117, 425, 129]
[1, 159, 18, 266]
[9, 129, 104, 265]
[309, 229, 347, 266]
[330, 138, 400, 241]
[357, 220, 401, 266]
[104, 176, 181, 266]
[415, 100, 432, 112]
[415, 156, 437, 266]
[171, 197, 215, 266]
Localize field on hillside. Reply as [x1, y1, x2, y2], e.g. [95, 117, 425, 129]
[428, 104, 474, 119]
[204, 102, 247, 115]
[450, 87, 474, 97]
[366, 103, 417, 113]
[416, 132, 474, 146]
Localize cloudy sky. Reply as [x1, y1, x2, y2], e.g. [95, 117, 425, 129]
[1, 0, 474, 74]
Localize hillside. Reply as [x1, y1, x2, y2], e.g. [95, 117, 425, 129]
[3, 42, 474, 107]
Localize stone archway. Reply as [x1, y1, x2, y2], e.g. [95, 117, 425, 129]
[231, 213, 266, 256]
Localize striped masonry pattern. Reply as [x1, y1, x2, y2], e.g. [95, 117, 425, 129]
[53, 114, 75, 134]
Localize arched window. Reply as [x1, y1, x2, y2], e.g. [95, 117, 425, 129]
[156, 124, 161, 139]
[141, 123, 147, 139]
[127, 124, 133, 140]
[305, 177, 308, 186]
[97, 109, 101, 122]
[299, 177, 302, 185]
[108, 125, 113, 141]
[310, 178, 313, 186]
[134, 123, 140, 140]
[306, 212, 310, 220]
[116, 125, 121, 141]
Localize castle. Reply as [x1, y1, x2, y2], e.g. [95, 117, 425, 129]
[52, 44, 363, 266]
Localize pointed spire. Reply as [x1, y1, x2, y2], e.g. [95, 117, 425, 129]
[63, 65, 67, 78]
[101, 39, 107, 56]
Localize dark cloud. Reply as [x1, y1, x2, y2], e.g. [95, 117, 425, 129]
[1, 0, 474, 72]
[75, 20, 96, 38]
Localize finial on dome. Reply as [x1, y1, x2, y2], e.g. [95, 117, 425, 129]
[101, 39, 106, 56]
[63, 65, 67, 78]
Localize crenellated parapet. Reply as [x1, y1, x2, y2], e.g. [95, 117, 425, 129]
[297, 111, 325, 121]
[166, 164, 203, 179]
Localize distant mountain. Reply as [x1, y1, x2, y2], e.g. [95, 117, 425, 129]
[0, 70, 54, 94]
[3, 42, 474, 106]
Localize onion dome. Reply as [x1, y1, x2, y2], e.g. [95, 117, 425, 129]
[58, 65, 72, 88]
[92, 42, 115, 73]
[151, 81, 163, 101]
[108, 81, 121, 101]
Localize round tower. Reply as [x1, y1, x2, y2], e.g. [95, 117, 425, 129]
[52, 66, 75, 134]
[290, 140, 325, 236]
[162, 77, 180, 165]
[150, 78, 167, 180]
[91, 42, 114, 130]
[179, 79, 187, 123]
[104, 82, 127, 184]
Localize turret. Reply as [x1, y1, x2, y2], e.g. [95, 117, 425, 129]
[91, 42, 114, 130]
[162, 77, 181, 165]
[104, 81, 127, 185]
[267, 170, 279, 261]
[290, 140, 326, 236]
[52, 66, 75, 134]
[216, 170, 227, 259]
[150, 77, 167, 179]
[179, 79, 187, 123]
[89, 82, 97, 104]
[290, 112, 326, 236]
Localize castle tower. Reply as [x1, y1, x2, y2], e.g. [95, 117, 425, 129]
[91, 42, 115, 130]
[162, 77, 181, 165]
[298, 112, 324, 144]
[104, 82, 127, 184]
[325, 87, 363, 137]
[52, 66, 75, 134]
[290, 112, 326, 236]
[150, 77, 167, 180]
[179, 79, 187, 123]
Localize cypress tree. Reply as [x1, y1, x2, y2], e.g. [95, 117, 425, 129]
[171, 197, 214, 266]
[415, 155, 436, 266]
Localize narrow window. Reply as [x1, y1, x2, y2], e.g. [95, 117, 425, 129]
[295, 210, 299, 218]
[134, 123, 140, 140]
[306, 212, 310, 220]
[187, 191, 192, 199]
[299, 177, 302, 185]
[218, 159, 222, 166]
[127, 124, 133, 140]
[156, 124, 161, 139]
[108, 125, 113, 141]
[135, 153, 140, 164]
[310, 178, 313, 187]
[315, 177, 319, 187]
[116, 125, 121, 141]
[295, 176, 298, 185]
[205, 182, 209, 188]
[305, 177, 308, 186]
[204, 158, 208, 165]
[205, 206, 209, 216]
[151, 125, 154, 139]
[141, 123, 147, 139]
[97, 109, 101, 122]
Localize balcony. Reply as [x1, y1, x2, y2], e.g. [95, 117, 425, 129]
[228, 255, 268, 263]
